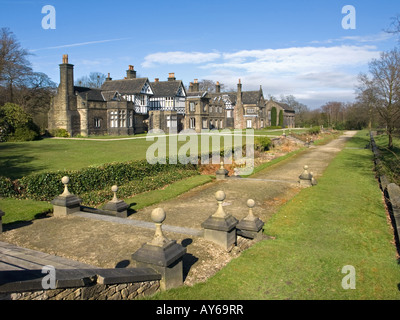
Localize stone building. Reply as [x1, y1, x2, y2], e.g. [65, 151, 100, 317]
[48, 55, 295, 136]
[148, 73, 186, 133]
[48, 55, 149, 136]
[265, 99, 296, 128]
[184, 79, 267, 133]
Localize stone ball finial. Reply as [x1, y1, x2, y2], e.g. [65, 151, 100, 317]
[215, 190, 226, 202]
[62, 176, 70, 185]
[111, 185, 118, 193]
[304, 165, 308, 171]
[151, 207, 166, 224]
[247, 199, 255, 208]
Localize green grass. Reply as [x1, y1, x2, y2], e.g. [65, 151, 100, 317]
[126, 174, 214, 212]
[150, 130, 400, 300]
[0, 175, 214, 226]
[0, 198, 52, 225]
[0, 129, 316, 180]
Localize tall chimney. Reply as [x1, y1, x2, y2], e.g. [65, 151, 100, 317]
[126, 65, 136, 79]
[62, 54, 69, 64]
[59, 54, 74, 97]
[237, 79, 242, 105]
[106, 72, 112, 81]
[193, 79, 199, 92]
[168, 73, 176, 81]
[216, 81, 221, 93]
[154, 78, 159, 83]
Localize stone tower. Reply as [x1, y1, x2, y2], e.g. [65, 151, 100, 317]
[48, 54, 80, 136]
[234, 79, 245, 129]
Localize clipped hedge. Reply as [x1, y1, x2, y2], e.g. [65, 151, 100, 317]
[0, 176, 16, 197]
[1, 159, 198, 202]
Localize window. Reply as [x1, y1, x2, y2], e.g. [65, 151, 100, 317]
[139, 95, 146, 106]
[227, 110, 232, 118]
[247, 119, 252, 128]
[94, 118, 101, 128]
[220, 119, 223, 128]
[209, 106, 212, 113]
[128, 111, 133, 127]
[219, 106, 222, 113]
[247, 108, 255, 114]
[165, 97, 173, 107]
[189, 102, 195, 112]
[203, 104, 207, 112]
[189, 118, 196, 129]
[119, 110, 126, 127]
[110, 111, 118, 128]
[202, 118, 208, 129]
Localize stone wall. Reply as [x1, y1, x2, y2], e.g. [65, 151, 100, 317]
[0, 280, 159, 300]
[0, 267, 161, 301]
[370, 131, 400, 254]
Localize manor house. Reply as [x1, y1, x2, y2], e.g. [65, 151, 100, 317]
[48, 55, 295, 136]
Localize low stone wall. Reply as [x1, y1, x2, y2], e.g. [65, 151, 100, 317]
[0, 267, 161, 300]
[1, 280, 160, 300]
[370, 132, 400, 253]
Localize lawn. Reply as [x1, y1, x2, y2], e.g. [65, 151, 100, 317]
[0, 129, 306, 180]
[150, 130, 400, 300]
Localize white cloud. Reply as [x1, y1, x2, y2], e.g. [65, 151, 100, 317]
[142, 44, 382, 108]
[142, 51, 221, 68]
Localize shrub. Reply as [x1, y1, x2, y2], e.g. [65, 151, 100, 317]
[278, 110, 283, 127]
[254, 136, 272, 151]
[10, 127, 40, 142]
[0, 103, 40, 141]
[50, 128, 70, 138]
[0, 176, 16, 197]
[308, 126, 321, 135]
[271, 107, 277, 126]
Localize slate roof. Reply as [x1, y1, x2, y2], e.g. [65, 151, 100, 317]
[241, 91, 263, 105]
[274, 101, 295, 112]
[150, 80, 185, 98]
[100, 78, 149, 95]
[74, 86, 105, 101]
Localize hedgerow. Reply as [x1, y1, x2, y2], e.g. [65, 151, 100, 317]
[0, 159, 199, 203]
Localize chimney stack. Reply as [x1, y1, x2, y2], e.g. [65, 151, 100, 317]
[126, 65, 136, 79]
[193, 79, 199, 92]
[168, 73, 176, 81]
[216, 81, 221, 93]
[154, 78, 159, 83]
[106, 72, 112, 81]
[189, 82, 193, 93]
[62, 54, 69, 64]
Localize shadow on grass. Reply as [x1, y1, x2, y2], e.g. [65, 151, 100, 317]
[3, 210, 52, 232]
[0, 143, 54, 179]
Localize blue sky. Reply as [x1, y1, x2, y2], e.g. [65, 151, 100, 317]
[1, 0, 399, 108]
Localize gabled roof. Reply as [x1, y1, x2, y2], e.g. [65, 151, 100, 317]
[266, 100, 295, 113]
[100, 78, 152, 95]
[74, 86, 105, 101]
[242, 89, 265, 105]
[150, 80, 186, 98]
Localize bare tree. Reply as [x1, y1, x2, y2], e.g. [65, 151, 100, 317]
[198, 79, 226, 92]
[0, 27, 33, 102]
[358, 48, 400, 149]
[75, 72, 106, 88]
